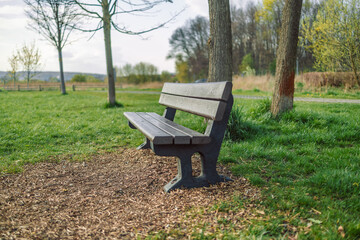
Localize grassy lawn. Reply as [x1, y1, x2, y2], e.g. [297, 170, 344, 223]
[0, 90, 359, 238]
[232, 87, 360, 99]
[219, 99, 360, 239]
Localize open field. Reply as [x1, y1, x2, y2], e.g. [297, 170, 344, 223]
[3, 73, 360, 100]
[0, 91, 359, 238]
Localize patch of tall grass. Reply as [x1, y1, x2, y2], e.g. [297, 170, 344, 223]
[225, 104, 259, 141]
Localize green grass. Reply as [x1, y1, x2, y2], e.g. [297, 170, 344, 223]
[219, 99, 360, 239]
[0, 91, 207, 173]
[294, 87, 360, 99]
[117, 87, 162, 92]
[0, 91, 163, 173]
[233, 88, 272, 97]
[228, 87, 360, 99]
[1, 90, 359, 238]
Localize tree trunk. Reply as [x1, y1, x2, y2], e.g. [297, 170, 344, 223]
[208, 0, 232, 82]
[27, 71, 30, 89]
[349, 52, 360, 86]
[58, 47, 66, 95]
[102, 0, 116, 106]
[271, 0, 303, 117]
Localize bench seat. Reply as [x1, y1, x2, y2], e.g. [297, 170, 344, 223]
[124, 112, 211, 145]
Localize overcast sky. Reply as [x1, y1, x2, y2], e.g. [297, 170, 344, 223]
[0, 0, 252, 75]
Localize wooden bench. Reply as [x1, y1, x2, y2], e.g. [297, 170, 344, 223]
[124, 81, 233, 192]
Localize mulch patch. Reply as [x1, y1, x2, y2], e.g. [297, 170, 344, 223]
[0, 148, 261, 239]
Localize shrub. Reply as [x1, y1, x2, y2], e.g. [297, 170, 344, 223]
[248, 98, 272, 120]
[239, 53, 255, 74]
[295, 82, 304, 92]
[302, 72, 357, 88]
[86, 75, 102, 82]
[225, 105, 258, 141]
[70, 74, 102, 83]
[71, 74, 86, 82]
[243, 66, 256, 77]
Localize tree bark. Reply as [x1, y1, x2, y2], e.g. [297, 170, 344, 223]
[58, 47, 66, 95]
[27, 71, 30, 89]
[349, 51, 360, 86]
[271, 0, 303, 117]
[208, 0, 232, 82]
[102, 0, 116, 106]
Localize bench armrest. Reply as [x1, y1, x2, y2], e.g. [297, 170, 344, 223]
[128, 121, 136, 129]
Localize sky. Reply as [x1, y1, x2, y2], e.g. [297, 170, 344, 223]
[0, 0, 252, 75]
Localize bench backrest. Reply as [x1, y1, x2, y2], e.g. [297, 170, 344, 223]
[159, 81, 232, 121]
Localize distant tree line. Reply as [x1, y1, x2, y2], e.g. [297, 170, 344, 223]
[70, 74, 102, 83]
[115, 62, 174, 84]
[168, 0, 350, 83]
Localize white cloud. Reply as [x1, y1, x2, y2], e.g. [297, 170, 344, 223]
[0, 17, 27, 30]
[0, 4, 24, 18]
[185, 0, 209, 17]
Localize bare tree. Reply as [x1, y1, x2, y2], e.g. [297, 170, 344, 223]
[208, 0, 232, 82]
[73, 0, 177, 107]
[8, 52, 20, 88]
[17, 42, 42, 89]
[25, 0, 80, 95]
[271, 0, 303, 117]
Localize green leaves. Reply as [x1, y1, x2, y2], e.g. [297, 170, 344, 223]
[301, 0, 360, 85]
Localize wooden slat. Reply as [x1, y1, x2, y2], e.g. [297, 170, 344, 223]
[124, 112, 173, 144]
[139, 113, 190, 144]
[159, 94, 227, 121]
[147, 113, 211, 144]
[161, 81, 232, 101]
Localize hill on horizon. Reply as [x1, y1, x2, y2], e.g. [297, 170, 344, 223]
[0, 71, 106, 82]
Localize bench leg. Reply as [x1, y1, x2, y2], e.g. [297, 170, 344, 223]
[164, 154, 194, 192]
[137, 138, 150, 150]
[198, 154, 232, 184]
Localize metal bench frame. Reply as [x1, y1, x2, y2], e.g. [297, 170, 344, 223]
[124, 81, 233, 192]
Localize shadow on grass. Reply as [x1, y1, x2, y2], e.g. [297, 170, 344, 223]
[104, 101, 124, 109]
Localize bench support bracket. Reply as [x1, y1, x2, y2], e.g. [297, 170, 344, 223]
[137, 138, 151, 150]
[162, 152, 233, 192]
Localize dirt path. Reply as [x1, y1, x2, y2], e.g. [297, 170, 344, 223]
[0, 149, 261, 239]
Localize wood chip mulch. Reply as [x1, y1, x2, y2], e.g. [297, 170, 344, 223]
[0, 148, 261, 239]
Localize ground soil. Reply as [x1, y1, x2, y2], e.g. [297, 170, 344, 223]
[0, 148, 261, 239]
